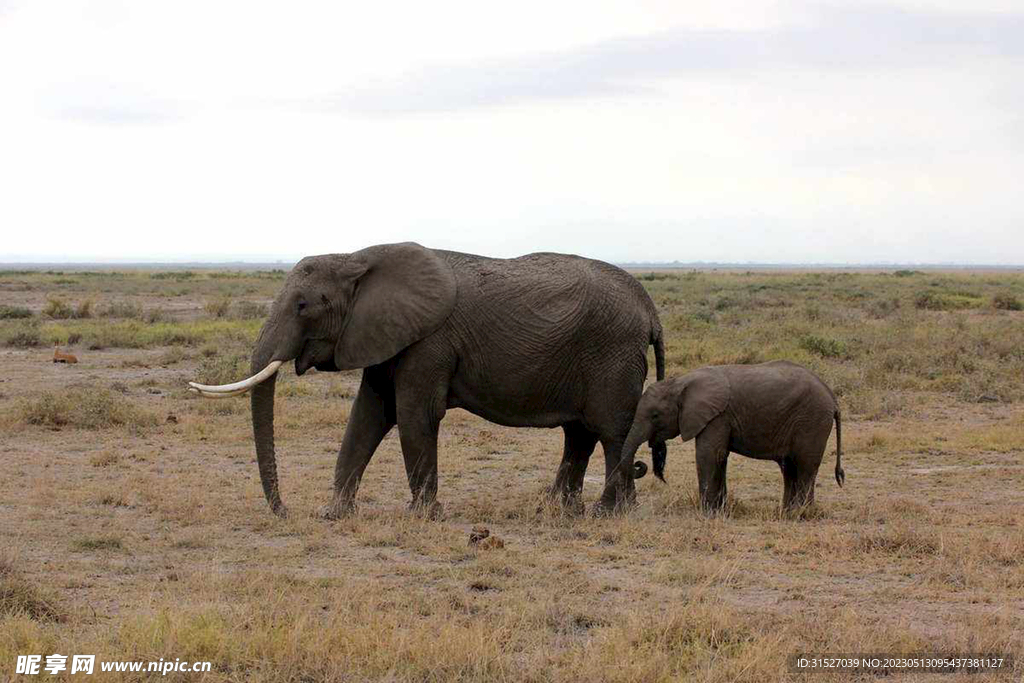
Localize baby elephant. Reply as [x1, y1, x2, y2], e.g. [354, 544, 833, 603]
[624, 360, 844, 512]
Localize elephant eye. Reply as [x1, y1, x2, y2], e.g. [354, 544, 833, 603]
[296, 300, 307, 314]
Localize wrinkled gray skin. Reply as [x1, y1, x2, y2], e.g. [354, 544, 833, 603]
[250, 242, 664, 518]
[626, 361, 844, 512]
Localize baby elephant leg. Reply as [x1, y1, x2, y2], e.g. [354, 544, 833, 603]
[780, 454, 822, 511]
[694, 416, 730, 512]
[782, 424, 829, 511]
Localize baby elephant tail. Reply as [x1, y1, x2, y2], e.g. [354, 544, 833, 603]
[834, 409, 845, 487]
[652, 327, 666, 382]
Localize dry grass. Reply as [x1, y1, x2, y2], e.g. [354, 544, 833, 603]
[18, 389, 158, 432]
[0, 266, 1021, 680]
[0, 557, 63, 622]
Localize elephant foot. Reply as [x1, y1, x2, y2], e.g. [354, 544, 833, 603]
[408, 499, 444, 520]
[561, 496, 586, 517]
[269, 502, 288, 518]
[316, 498, 355, 520]
[591, 494, 637, 517]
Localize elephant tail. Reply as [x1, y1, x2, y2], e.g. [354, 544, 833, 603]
[652, 327, 665, 381]
[834, 409, 845, 487]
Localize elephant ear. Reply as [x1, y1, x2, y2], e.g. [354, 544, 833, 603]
[334, 243, 457, 370]
[677, 369, 730, 441]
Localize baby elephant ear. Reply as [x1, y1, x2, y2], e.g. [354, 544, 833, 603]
[677, 369, 730, 441]
[334, 243, 457, 370]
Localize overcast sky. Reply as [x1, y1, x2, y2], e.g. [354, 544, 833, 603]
[1, 0, 1021, 264]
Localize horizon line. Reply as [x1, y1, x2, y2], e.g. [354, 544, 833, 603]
[2, 259, 1024, 270]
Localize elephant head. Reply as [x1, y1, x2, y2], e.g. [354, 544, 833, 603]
[622, 369, 729, 481]
[188, 242, 457, 515]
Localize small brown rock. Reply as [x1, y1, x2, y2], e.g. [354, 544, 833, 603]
[166, 414, 179, 424]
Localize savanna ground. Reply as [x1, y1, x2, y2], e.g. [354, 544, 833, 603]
[1, 267, 1023, 681]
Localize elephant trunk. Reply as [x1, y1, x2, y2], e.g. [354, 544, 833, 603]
[249, 321, 291, 516]
[622, 421, 657, 481]
[251, 373, 284, 515]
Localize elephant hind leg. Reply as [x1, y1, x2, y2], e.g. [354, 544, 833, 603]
[780, 455, 820, 512]
[593, 434, 636, 514]
[551, 421, 599, 513]
[782, 424, 829, 512]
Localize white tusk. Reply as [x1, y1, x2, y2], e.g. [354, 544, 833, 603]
[188, 360, 283, 396]
[189, 386, 250, 399]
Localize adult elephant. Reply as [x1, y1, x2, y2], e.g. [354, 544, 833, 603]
[190, 242, 664, 518]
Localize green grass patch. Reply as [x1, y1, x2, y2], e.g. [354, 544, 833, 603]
[9, 319, 262, 350]
[0, 305, 33, 319]
[914, 290, 982, 311]
[798, 335, 848, 359]
[993, 292, 1022, 311]
[71, 536, 123, 552]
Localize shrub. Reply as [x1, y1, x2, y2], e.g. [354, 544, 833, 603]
[194, 352, 249, 386]
[893, 269, 922, 277]
[42, 297, 74, 319]
[150, 271, 196, 281]
[3, 323, 41, 347]
[635, 272, 674, 282]
[799, 334, 847, 359]
[144, 308, 167, 323]
[993, 293, 1022, 311]
[75, 299, 93, 319]
[204, 298, 232, 318]
[233, 301, 268, 320]
[0, 305, 32, 319]
[101, 301, 144, 319]
[20, 389, 158, 432]
[42, 297, 95, 319]
[914, 291, 980, 311]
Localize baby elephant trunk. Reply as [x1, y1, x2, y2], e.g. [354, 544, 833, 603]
[621, 422, 662, 481]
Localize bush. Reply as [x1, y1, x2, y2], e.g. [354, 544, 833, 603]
[144, 308, 168, 323]
[233, 301, 268, 320]
[914, 291, 980, 311]
[993, 293, 1022, 311]
[42, 297, 74, 319]
[150, 271, 196, 281]
[635, 272, 675, 282]
[42, 297, 94, 319]
[0, 305, 33, 319]
[893, 270, 922, 277]
[3, 322, 41, 347]
[799, 335, 847, 359]
[20, 389, 158, 432]
[204, 298, 232, 318]
[195, 352, 249, 386]
[101, 301, 144, 319]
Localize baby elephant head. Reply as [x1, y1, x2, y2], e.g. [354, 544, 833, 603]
[623, 370, 730, 481]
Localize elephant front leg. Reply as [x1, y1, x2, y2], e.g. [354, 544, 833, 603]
[321, 368, 395, 519]
[695, 420, 730, 513]
[398, 416, 443, 518]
